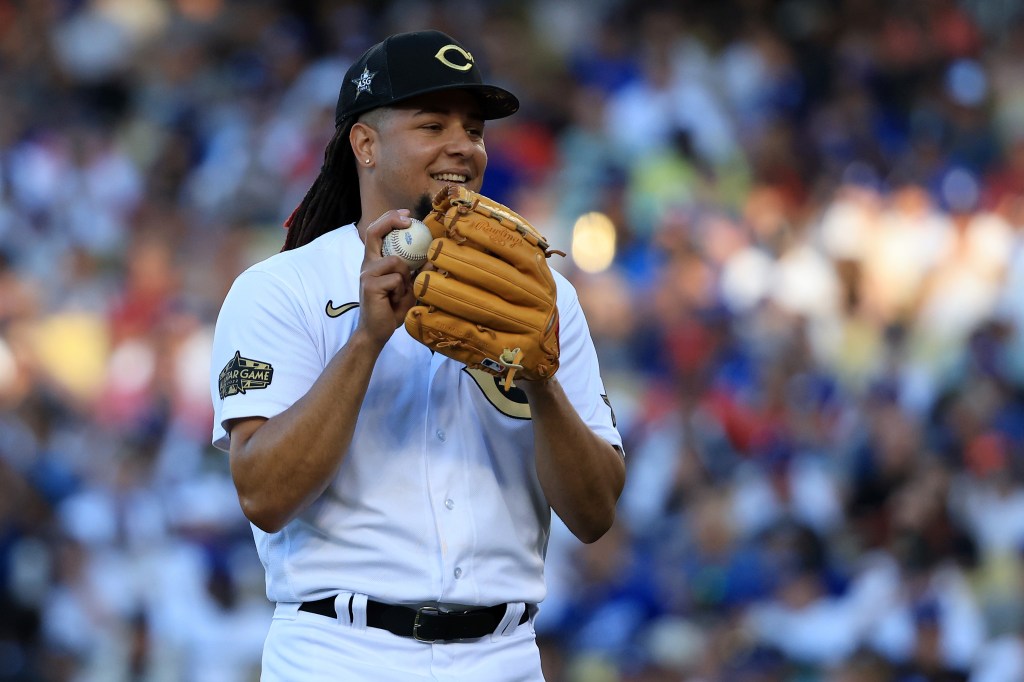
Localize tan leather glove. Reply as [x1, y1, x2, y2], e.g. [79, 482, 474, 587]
[404, 185, 561, 390]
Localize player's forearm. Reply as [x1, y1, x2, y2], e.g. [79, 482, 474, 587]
[521, 378, 625, 544]
[230, 329, 383, 532]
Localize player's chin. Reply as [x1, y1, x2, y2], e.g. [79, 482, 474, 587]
[411, 193, 434, 220]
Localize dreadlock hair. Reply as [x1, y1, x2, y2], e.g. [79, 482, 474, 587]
[281, 118, 361, 251]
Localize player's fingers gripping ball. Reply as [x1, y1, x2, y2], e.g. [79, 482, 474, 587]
[404, 186, 563, 390]
[382, 218, 433, 270]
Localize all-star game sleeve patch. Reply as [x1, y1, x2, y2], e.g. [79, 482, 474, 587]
[218, 350, 274, 399]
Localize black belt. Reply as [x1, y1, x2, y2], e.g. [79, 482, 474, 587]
[299, 596, 530, 642]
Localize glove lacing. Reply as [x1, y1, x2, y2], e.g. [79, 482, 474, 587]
[499, 348, 524, 391]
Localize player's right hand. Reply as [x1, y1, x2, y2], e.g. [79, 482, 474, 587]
[358, 209, 417, 348]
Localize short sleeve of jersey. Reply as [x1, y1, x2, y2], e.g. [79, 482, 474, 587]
[209, 267, 324, 451]
[552, 275, 623, 452]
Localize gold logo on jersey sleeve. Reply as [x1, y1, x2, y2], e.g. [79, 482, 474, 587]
[601, 394, 617, 427]
[434, 45, 474, 71]
[218, 351, 274, 399]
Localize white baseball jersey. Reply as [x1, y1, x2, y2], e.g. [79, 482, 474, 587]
[210, 224, 622, 609]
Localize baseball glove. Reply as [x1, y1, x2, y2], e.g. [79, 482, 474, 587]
[404, 186, 562, 391]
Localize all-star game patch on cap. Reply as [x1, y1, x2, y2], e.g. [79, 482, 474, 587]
[335, 30, 520, 126]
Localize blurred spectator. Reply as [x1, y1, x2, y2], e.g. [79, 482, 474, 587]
[1, 1, 1024, 680]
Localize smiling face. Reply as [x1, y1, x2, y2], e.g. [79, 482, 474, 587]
[352, 89, 488, 223]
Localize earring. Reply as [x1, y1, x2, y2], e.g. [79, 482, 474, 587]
[365, 159, 371, 164]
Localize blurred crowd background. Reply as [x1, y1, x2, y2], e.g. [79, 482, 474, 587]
[2, 0, 1024, 680]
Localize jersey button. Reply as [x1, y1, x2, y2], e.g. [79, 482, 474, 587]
[436, 429, 446, 442]
[445, 498, 455, 510]
[454, 567, 463, 579]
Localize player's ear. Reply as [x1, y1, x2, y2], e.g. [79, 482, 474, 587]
[350, 119, 378, 168]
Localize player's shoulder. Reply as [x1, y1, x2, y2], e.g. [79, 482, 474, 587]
[552, 266, 581, 307]
[221, 225, 361, 311]
[242, 225, 360, 281]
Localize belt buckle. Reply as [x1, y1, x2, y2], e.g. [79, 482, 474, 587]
[413, 606, 440, 643]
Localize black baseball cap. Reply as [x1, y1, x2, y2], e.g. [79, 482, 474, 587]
[335, 30, 520, 126]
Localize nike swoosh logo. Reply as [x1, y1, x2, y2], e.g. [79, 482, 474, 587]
[325, 300, 359, 318]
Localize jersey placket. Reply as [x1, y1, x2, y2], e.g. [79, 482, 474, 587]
[423, 357, 477, 603]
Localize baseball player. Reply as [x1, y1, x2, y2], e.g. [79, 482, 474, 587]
[209, 30, 625, 681]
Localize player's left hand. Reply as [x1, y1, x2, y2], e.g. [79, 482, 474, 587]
[404, 186, 561, 391]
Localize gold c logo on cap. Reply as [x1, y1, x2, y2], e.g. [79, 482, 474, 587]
[434, 44, 474, 71]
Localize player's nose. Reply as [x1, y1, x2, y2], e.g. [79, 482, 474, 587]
[442, 128, 481, 158]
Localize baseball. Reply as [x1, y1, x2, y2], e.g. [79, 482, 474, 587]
[381, 218, 433, 269]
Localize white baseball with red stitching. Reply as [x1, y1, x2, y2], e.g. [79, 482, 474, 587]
[381, 218, 432, 269]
